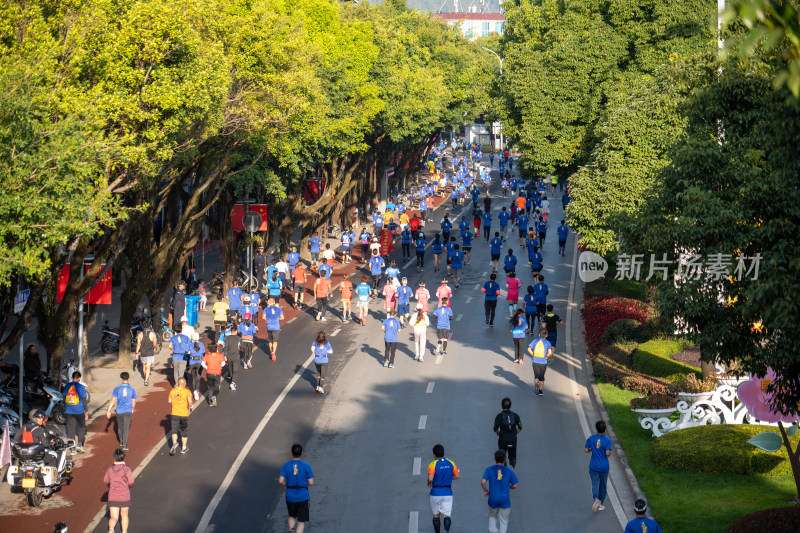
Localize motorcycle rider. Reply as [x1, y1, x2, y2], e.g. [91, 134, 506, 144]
[13, 409, 63, 467]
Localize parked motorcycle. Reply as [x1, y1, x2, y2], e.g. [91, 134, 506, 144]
[101, 319, 162, 355]
[6, 430, 73, 507]
[0, 364, 69, 424]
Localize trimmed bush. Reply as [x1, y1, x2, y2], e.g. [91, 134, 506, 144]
[609, 278, 647, 300]
[652, 425, 799, 476]
[631, 339, 700, 380]
[728, 506, 800, 533]
[593, 343, 670, 396]
[582, 297, 650, 355]
[602, 318, 642, 345]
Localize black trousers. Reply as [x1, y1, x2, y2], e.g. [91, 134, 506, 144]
[241, 341, 253, 363]
[402, 243, 411, 257]
[116, 412, 132, 448]
[315, 363, 327, 388]
[225, 358, 239, 383]
[317, 297, 328, 318]
[206, 373, 221, 399]
[513, 337, 524, 362]
[483, 226, 491, 239]
[189, 363, 203, 391]
[65, 413, 86, 447]
[416, 250, 425, 268]
[499, 436, 518, 467]
[484, 300, 497, 324]
[384, 342, 397, 364]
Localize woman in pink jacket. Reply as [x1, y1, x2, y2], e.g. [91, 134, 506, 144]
[104, 448, 135, 533]
[506, 271, 522, 317]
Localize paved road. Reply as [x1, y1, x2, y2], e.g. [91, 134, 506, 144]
[92, 163, 635, 533]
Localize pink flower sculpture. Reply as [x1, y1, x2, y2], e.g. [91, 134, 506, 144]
[737, 368, 800, 424]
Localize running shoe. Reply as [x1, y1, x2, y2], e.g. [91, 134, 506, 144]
[318, 386, 325, 394]
[538, 389, 544, 396]
[194, 390, 199, 400]
[592, 499, 601, 513]
[320, 317, 326, 321]
[383, 360, 389, 367]
[181, 447, 189, 454]
[271, 353, 276, 361]
[76, 446, 85, 453]
[388, 364, 395, 368]
[598, 505, 605, 511]
[170, 442, 179, 456]
[230, 382, 237, 391]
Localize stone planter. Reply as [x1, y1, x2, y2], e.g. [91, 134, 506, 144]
[676, 391, 716, 403]
[715, 376, 747, 389]
[631, 406, 677, 422]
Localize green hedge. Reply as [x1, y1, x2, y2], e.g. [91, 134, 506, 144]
[653, 425, 798, 476]
[609, 278, 647, 301]
[631, 339, 700, 379]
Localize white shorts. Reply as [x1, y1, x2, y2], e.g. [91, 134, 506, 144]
[430, 495, 453, 516]
[140, 356, 155, 365]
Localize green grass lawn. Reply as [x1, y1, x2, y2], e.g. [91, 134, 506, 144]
[598, 383, 798, 532]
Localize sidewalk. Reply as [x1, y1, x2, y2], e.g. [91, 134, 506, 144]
[0, 159, 457, 529]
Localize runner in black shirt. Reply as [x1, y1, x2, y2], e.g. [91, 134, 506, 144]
[493, 397, 522, 468]
[542, 304, 564, 350]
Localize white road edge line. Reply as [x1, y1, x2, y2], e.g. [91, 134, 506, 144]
[418, 415, 427, 430]
[193, 353, 316, 533]
[412, 457, 422, 475]
[565, 238, 627, 529]
[409, 510, 419, 533]
[330, 328, 341, 337]
[426, 382, 435, 393]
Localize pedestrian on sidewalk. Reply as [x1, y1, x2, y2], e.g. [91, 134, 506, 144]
[313, 273, 332, 322]
[482, 273, 501, 326]
[505, 272, 521, 317]
[104, 448, 134, 533]
[586, 420, 613, 513]
[528, 329, 554, 396]
[311, 331, 333, 394]
[188, 333, 205, 401]
[134, 317, 158, 386]
[411, 303, 430, 362]
[201, 343, 226, 407]
[493, 398, 522, 468]
[170, 280, 186, 330]
[624, 499, 662, 533]
[433, 298, 453, 355]
[168, 377, 195, 455]
[381, 309, 401, 368]
[428, 443, 460, 533]
[63, 371, 89, 453]
[481, 450, 519, 533]
[263, 298, 284, 361]
[292, 262, 307, 309]
[198, 280, 207, 311]
[106, 373, 137, 451]
[169, 329, 192, 385]
[509, 310, 527, 364]
[279, 443, 315, 533]
[222, 328, 240, 390]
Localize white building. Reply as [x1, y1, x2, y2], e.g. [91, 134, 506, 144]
[433, 12, 505, 40]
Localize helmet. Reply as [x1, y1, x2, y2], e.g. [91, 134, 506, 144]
[29, 409, 47, 423]
[243, 313, 252, 320]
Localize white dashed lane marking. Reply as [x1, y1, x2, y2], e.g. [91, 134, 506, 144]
[412, 457, 421, 475]
[418, 415, 427, 430]
[426, 382, 435, 393]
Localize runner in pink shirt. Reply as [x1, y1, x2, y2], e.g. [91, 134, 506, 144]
[435, 278, 453, 308]
[506, 271, 522, 317]
[382, 282, 397, 314]
[415, 280, 431, 312]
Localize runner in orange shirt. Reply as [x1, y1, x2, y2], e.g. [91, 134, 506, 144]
[515, 195, 526, 213]
[313, 274, 332, 321]
[340, 276, 353, 322]
[168, 377, 196, 455]
[202, 343, 226, 407]
[293, 263, 307, 309]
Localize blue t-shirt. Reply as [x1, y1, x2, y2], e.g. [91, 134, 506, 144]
[459, 220, 470, 232]
[280, 460, 314, 503]
[586, 434, 613, 472]
[482, 464, 518, 509]
[483, 281, 500, 301]
[287, 252, 300, 268]
[267, 278, 282, 296]
[415, 238, 426, 251]
[369, 256, 385, 276]
[490, 238, 503, 255]
[450, 190, 458, 199]
[504, 254, 517, 271]
[482, 213, 492, 226]
[471, 188, 480, 200]
[461, 231, 473, 247]
[420, 200, 428, 211]
[396, 285, 413, 304]
[169, 333, 193, 361]
[386, 267, 400, 281]
[62, 382, 88, 415]
[530, 252, 543, 270]
[428, 457, 459, 496]
[318, 263, 332, 280]
[309, 237, 321, 253]
[529, 338, 552, 364]
[434, 306, 453, 329]
[227, 287, 243, 310]
[238, 322, 257, 340]
[111, 383, 137, 414]
[382, 318, 401, 342]
[441, 219, 452, 231]
[498, 211, 510, 227]
[263, 306, 284, 330]
[512, 317, 528, 338]
[624, 517, 663, 533]
[356, 283, 371, 303]
[533, 282, 548, 304]
[341, 233, 352, 246]
[188, 342, 205, 364]
[524, 293, 537, 312]
[557, 225, 569, 242]
[312, 341, 332, 364]
[374, 216, 384, 229]
[451, 251, 464, 269]
[517, 215, 529, 231]
[401, 230, 412, 244]
[445, 242, 456, 258]
[538, 221, 548, 234]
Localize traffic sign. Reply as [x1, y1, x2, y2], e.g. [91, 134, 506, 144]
[13, 290, 29, 314]
[243, 211, 263, 233]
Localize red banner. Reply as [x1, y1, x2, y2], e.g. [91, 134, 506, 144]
[231, 204, 269, 232]
[56, 264, 112, 304]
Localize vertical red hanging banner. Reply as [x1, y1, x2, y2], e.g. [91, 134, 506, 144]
[55, 264, 112, 304]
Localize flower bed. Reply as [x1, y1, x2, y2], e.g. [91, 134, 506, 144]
[582, 296, 650, 355]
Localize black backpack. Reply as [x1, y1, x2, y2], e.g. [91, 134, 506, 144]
[501, 412, 516, 433]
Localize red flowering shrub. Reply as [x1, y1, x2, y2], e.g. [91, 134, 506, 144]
[728, 506, 800, 533]
[582, 297, 650, 355]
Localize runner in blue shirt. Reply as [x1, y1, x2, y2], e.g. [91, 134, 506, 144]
[431, 234, 444, 272]
[529, 247, 543, 276]
[450, 244, 465, 288]
[415, 233, 427, 272]
[381, 309, 401, 368]
[510, 177, 518, 193]
[341, 230, 353, 264]
[503, 249, 517, 274]
[498, 207, 510, 238]
[458, 216, 470, 233]
[533, 275, 549, 324]
[318, 261, 332, 281]
[263, 298, 284, 360]
[489, 232, 504, 273]
[355, 275, 372, 326]
[460, 229, 473, 265]
[482, 211, 493, 240]
[445, 237, 457, 278]
[528, 330, 554, 395]
[428, 444, 460, 533]
[585, 420, 614, 513]
[374, 214, 384, 233]
[557, 220, 570, 256]
[311, 331, 333, 394]
[516, 213, 529, 247]
[481, 450, 519, 530]
[287, 247, 301, 288]
[624, 500, 663, 533]
[433, 299, 453, 355]
[226, 281, 243, 317]
[308, 233, 322, 268]
[537, 218, 548, 244]
[168, 332, 193, 386]
[369, 251, 385, 296]
[523, 286, 537, 331]
[500, 178, 509, 197]
[441, 215, 453, 243]
[108, 373, 138, 450]
[401, 228, 413, 262]
[396, 277, 414, 325]
[450, 188, 458, 208]
[278, 444, 315, 532]
[481, 273, 501, 326]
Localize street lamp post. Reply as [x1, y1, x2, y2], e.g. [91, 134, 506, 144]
[480, 46, 503, 76]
